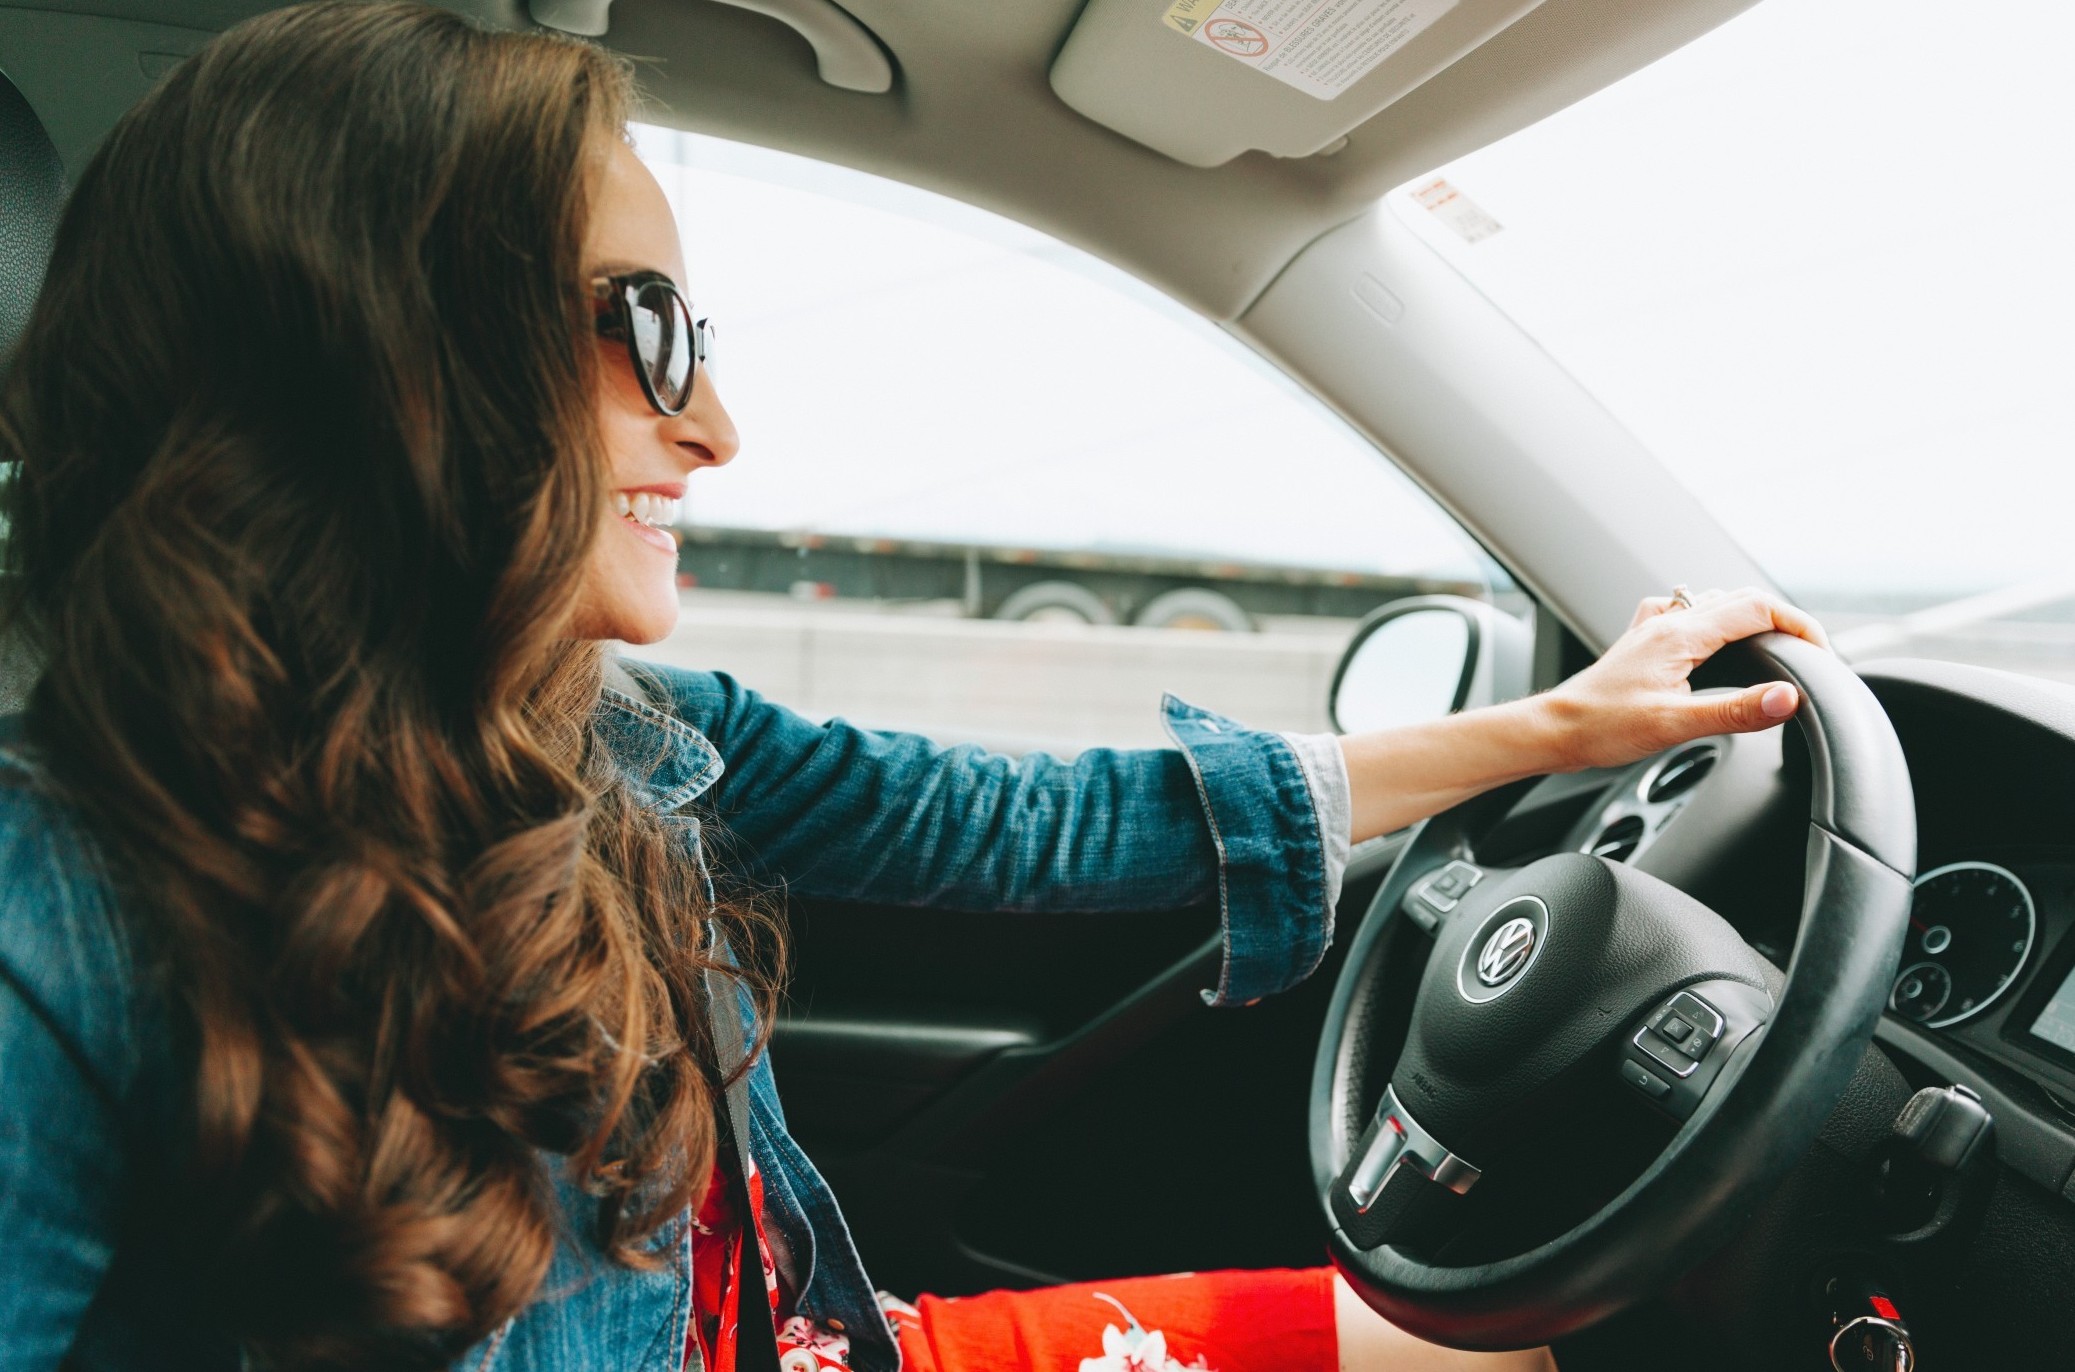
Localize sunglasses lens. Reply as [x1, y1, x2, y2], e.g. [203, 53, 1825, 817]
[631, 280, 695, 412]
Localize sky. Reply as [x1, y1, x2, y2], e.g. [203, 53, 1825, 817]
[628, 128, 1491, 585]
[635, 0, 2074, 602]
[1397, 0, 2075, 598]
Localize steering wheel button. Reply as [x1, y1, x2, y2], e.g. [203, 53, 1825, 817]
[1660, 1015, 1694, 1045]
[1413, 861, 1485, 916]
[1620, 1058, 1672, 1100]
[1413, 884, 1459, 916]
[1669, 992, 1726, 1039]
[1637, 1030, 1702, 1077]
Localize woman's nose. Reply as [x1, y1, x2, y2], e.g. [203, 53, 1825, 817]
[668, 369, 738, 467]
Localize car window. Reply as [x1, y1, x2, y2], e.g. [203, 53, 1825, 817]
[1384, 0, 2075, 683]
[631, 125, 1512, 752]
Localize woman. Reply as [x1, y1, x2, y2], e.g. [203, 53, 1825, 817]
[0, 5, 1827, 1371]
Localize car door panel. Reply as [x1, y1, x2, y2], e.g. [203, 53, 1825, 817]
[766, 833, 1410, 1298]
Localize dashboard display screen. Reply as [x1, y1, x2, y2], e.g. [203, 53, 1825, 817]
[2030, 965, 2075, 1055]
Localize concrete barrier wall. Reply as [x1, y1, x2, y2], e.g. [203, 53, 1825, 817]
[635, 595, 1353, 755]
[631, 597, 2075, 759]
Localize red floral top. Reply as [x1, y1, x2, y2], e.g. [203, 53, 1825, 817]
[687, 1149, 855, 1372]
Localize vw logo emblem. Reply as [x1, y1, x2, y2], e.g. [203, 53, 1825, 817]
[1456, 895, 1550, 1003]
[1476, 917, 1537, 986]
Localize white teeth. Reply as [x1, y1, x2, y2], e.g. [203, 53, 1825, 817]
[616, 492, 682, 527]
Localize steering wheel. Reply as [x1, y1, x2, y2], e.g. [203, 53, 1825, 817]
[1311, 631, 1917, 1349]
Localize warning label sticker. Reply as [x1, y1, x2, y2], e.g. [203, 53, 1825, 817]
[1161, 0, 1459, 101]
[1409, 176, 1503, 243]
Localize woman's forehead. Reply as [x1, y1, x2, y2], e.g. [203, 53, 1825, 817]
[584, 138, 687, 288]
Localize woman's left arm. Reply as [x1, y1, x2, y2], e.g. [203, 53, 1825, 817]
[642, 586, 1826, 1006]
[642, 666, 1329, 1007]
[671, 671, 1221, 912]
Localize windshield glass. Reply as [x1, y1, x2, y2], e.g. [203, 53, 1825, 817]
[614, 126, 1515, 752]
[634, 125, 1493, 588]
[1390, 0, 2075, 677]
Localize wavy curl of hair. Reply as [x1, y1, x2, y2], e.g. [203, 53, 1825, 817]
[0, 4, 782, 1367]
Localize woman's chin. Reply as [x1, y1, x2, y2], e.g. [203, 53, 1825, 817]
[568, 586, 681, 645]
[614, 601, 680, 645]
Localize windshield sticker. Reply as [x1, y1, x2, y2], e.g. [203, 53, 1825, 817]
[1161, 0, 1459, 101]
[1409, 177, 1503, 243]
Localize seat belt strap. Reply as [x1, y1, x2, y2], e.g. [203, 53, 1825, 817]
[705, 962, 785, 1372]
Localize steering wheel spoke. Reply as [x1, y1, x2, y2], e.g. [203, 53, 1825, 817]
[1614, 979, 1773, 1121]
[1331, 1084, 1482, 1253]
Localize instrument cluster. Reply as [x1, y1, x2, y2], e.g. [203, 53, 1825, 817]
[1888, 861, 2036, 1029]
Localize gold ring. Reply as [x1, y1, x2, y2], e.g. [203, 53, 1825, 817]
[1668, 584, 1694, 611]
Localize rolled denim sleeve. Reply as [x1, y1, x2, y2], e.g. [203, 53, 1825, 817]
[1160, 695, 1339, 1006]
[647, 666, 1339, 1006]
[1277, 728, 1352, 913]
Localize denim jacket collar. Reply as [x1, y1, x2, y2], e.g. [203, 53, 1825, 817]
[595, 680, 724, 815]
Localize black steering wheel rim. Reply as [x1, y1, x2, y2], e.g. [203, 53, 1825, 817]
[1311, 631, 1917, 1349]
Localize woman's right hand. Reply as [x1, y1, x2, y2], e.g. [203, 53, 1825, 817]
[1537, 586, 1831, 774]
[1340, 587, 1830, 843]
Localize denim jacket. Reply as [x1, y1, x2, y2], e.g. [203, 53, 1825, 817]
[0, 660, 1349, 1372]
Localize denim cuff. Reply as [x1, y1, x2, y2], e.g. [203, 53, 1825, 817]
[1161, 694, 1336, 1008]
[1278, 729, 1352, 912]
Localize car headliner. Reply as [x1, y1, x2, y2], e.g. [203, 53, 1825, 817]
[21, 0, 1761, 320]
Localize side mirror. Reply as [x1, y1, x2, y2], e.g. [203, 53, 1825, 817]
[1329, 595, 1532, 734]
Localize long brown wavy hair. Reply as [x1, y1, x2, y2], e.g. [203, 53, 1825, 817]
[0, 4, 781, 1367]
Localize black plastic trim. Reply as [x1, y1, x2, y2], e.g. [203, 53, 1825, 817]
[772, 1009, 1045, 1085]
[1873, 1014, 2075, 1199]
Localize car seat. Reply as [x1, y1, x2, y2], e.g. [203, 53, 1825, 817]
[0, 67, 61, 366]
[0, 66, 62, 713]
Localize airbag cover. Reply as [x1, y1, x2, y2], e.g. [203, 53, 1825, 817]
[1393, 853, 1771, 1150]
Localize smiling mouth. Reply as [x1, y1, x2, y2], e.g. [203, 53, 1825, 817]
[614, 490, 682, 555]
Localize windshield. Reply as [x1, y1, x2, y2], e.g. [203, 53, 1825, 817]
[633, 125, 1494, 589]
[1390, 0, 2075, 676]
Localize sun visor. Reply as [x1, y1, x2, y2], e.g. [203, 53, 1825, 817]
[1051, 0, 1549, 168]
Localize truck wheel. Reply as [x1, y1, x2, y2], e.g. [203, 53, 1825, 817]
[1133, 587, 1255, 632]
[994, 580, 1117, 625]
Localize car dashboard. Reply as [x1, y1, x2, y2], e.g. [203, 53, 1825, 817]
[1849, 660, 2075, 1210]
[1463, 658, 2075, 1172]
[1382, 654, 2075, 1367]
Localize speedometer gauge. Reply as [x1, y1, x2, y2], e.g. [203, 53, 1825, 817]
[1889, 861, 2036, 1028]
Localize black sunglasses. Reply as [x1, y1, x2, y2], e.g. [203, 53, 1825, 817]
[590, 269, 714, 416]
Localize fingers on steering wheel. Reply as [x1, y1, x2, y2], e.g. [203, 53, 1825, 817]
[1689, 679, 1802, 735]
[1629, 595, 1678, 629]
[1632, 586, 1744, 631]
[1690, 586, 1832, 652]
[1771, 596, 1833, 650]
